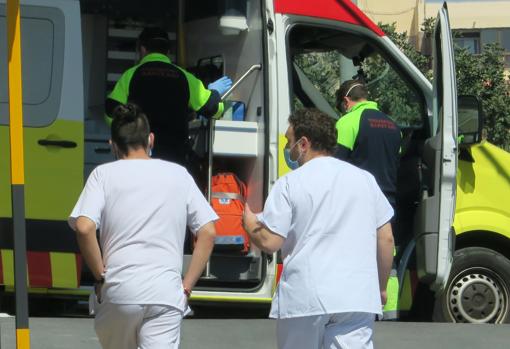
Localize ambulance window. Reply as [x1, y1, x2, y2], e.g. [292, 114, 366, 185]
[0, 6, 64, 127]
[288, 25, 424, 127]
[362, 53, 423, 127]
[293, 51, 343, 111]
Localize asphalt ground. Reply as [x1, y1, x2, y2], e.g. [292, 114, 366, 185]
[0, 313, 508, 349]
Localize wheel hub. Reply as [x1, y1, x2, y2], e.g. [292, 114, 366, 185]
[448, 272, 503, 323]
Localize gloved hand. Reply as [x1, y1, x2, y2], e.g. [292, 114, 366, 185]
[208, 76, 233, 96]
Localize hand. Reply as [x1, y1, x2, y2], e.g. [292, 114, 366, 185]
[242, 203, 258, 233]
[183, 286, 192, 299]
[380, 290, 388, 306]
[95, 281, 103, 304]
[208, 76, 233, 96]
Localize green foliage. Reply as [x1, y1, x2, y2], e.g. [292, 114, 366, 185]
[381, 19, 510, 150]
[454, 43, 510, 150]
[363, 23, 430, 127]
[293, 51, 344, 108]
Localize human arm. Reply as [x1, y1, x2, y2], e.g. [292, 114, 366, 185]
[75, 216, 104, 281]
[377, 222, 394, 305]
[335, 114, 359, 157]
[182, 222, 216, 292]
[104, 68, 136, 126]
[243, 204, 285, 254]
[179, 67, 226, 119]
[183, 174, 219, 295]
[242, 178, 290, 254]
[68, 168, 105, 282]
[365, 172, 395, 305]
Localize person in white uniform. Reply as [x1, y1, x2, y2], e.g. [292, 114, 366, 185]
[68, 103, 218, 349]
[243, 108, 395, 349]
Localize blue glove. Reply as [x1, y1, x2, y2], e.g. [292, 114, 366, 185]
[208, 76, 233, 96]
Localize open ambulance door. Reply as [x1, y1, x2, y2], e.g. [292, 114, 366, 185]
[415, 3, 457, 291]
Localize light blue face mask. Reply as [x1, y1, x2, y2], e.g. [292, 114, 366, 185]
[284, 139, 303, 170]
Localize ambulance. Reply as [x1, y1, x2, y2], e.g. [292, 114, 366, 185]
[1, 0, 509, 323]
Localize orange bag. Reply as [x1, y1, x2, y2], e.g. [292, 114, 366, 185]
[211, 173, 250, 254]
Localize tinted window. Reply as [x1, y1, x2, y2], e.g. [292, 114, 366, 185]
[0, 6, 64, 127]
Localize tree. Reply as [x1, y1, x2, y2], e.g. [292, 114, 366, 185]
[363, 23, 431, 127]
[384, 19, 510, 151]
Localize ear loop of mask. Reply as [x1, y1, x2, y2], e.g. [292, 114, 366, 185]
[340, 83, 364, 114]
[147, 135, 152, 157]
[344, 83, 363, 98]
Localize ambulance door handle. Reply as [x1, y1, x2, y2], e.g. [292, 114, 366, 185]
[38, 139, 77, 148]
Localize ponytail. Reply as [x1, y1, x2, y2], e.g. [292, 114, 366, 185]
[111, 103, 151, 156]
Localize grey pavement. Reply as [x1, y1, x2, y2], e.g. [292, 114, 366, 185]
[0, 316, 509, 348]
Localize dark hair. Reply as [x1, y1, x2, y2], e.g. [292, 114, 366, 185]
[138, 27, 170, 54]
[288, 108, 337, 154]
[335, 79, 368, 110]
[111, 103, 150, 156]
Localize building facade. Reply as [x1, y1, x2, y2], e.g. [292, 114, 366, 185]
[357, 0, 510, 67]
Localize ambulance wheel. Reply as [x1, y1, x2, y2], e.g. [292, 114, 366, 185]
[434, 247, 510, 323]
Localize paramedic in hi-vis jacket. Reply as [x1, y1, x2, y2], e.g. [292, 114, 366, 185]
[69, 104, 218, 349]
[335, 80, 401, 320]
[243, 108, 395, 349]
[105, 27, 232, 166]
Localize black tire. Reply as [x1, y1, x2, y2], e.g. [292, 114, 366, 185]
[433, 247, 510, 323]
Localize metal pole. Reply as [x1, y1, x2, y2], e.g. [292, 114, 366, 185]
[6, 1, 30, 348]
[202, 118, 214, 279]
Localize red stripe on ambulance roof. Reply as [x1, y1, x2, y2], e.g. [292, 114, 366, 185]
[274, 0, 385, 37]
[28, 252, 52, 287]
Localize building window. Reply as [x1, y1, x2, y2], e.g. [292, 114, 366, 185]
[501, 29, 510, 68]
[454, 32, 481, 54]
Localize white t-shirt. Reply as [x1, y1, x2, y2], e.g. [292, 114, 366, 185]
[258, 157, 393, 319]
[68, 159, 218, 312]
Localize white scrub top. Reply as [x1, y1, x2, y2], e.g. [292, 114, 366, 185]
[258, 157, 393, 318]
[69, 159, 218, 312]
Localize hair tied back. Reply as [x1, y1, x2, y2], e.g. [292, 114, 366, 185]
[114, 104, 138, 122]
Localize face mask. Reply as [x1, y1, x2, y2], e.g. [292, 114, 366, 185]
[147, 136, 152, 157]
[284, 139, 303, 170]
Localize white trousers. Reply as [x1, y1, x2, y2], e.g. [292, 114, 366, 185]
[276, 312, 375, 349]
[94, 302, 183, 349]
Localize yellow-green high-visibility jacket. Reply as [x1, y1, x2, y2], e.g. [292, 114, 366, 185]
[335, 101, 401, 205]
[105, 53, 224, 164]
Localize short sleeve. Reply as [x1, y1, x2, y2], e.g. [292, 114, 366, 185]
[68, 168, 105, 231]
[257, 177, 292, 238]
[366, 173, 394, 228]
[186, 175, 219, 235]
[336, 115, 358, 151]
[105, 66, 137, 123]
[107, 68, 134, 106]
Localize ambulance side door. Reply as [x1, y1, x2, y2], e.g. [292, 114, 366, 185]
[415, 4, 457, 291]
[0, 1, 84, 272]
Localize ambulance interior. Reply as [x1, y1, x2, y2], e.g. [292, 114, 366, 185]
[80, 0, 268, 290]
